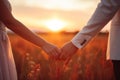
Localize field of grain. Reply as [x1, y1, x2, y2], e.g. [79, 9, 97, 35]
[8, 32, 115, 80]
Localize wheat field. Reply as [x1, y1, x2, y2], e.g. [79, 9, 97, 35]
[8, 32, 115, 80]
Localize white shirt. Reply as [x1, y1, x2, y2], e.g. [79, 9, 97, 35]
[71, 0, 120, 60]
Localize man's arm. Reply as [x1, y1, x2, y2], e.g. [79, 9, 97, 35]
[60, 0, 120, 60]
[71, 0, 120, 48]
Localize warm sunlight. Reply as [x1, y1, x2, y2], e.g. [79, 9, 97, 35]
[44, 18, 67, 32]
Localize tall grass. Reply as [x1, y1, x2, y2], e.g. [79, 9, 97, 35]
[8, 32, 115, 80]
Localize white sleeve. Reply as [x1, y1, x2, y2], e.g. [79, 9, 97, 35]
[71, 0, 120, 49]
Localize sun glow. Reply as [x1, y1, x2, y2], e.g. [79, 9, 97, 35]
[44, 18, 67, 32]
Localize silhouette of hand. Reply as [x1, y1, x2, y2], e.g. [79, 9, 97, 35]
[59, 41, 78, 60]
[42, 41, 61, 58]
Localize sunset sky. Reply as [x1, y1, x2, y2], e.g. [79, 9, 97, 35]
[9, 0, 110, 32]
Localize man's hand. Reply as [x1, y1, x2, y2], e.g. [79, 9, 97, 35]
[59, 41, 78, 60]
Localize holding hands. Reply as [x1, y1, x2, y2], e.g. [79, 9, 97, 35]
[41, 41, 61, 58]
[42, 41, 78, 60]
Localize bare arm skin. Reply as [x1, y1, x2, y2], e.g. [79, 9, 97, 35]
[0, 0, 61, 57]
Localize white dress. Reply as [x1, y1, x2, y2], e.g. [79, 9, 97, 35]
[0, 0, 18, 80]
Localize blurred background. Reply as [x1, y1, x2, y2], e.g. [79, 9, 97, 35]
[8, 0, 114, 80]
[9, 0, 110, 33]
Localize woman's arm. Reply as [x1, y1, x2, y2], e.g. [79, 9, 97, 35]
[0, 0, 61, 57]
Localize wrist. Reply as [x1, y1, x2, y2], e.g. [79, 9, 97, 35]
[71, 40, 81, 49]
[70, 41, 79, 49]
[39, 39, 48, 48]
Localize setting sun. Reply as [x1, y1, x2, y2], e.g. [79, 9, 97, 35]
[44, 18, 67, 32]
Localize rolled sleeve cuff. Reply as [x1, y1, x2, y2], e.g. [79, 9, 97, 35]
[71, 33, 92, 49]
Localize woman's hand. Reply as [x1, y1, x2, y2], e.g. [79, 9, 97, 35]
[0, 0, 61, 59]
[41, 41, 61, 58]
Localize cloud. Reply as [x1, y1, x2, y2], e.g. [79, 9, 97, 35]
[10, 0, 99, 10]
[9, 0, 101, 31]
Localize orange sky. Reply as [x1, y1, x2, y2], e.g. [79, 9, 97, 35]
[9, 0, 110, 32]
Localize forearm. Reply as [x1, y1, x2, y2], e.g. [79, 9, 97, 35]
[5, 18, 47, 48]
[71, 0, 120, 48]
[0, 1, 47, 48]
[80, 0, 120, 37]
[0, 0, 61, 57]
